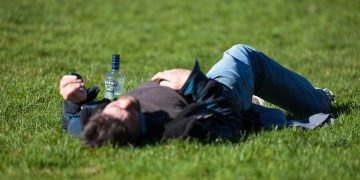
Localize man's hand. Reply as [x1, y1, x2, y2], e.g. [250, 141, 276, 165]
[151, 69, 191, 90]
[59, 75, 87, 103]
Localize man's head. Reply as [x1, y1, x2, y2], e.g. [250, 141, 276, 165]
[81, 96, 141, 147]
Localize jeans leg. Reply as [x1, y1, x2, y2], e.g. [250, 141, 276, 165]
[250, 103, 286, 129]
[207, 44, 331, 115]
[207, 45, 255, 115]
[247, 45, 331, 115]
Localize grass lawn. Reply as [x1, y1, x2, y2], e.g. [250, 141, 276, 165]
[1, 0, 359, 179]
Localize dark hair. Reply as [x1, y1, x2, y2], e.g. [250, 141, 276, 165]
[81, 109, 135, 147]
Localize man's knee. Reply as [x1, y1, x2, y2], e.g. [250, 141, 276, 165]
[225, 44, 255, 62]
[229, 44, 255, 52]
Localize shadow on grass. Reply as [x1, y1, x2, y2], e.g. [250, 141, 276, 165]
[93, 102, 359, 149]
[135, 129, 261, 148]
[284, 101, 357, 120]
[331, 101, 358, 118]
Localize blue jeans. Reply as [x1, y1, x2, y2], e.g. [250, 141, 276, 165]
[206, 44, 331, 128]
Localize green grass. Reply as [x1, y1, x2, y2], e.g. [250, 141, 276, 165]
[1, 0, 359, 179]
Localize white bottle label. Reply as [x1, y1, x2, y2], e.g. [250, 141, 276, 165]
[104, 80, 119, 100]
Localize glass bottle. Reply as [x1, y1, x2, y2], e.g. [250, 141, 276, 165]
[104, 54, 125, 100]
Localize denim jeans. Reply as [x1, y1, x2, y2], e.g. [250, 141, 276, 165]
[206, 44, 331, 128]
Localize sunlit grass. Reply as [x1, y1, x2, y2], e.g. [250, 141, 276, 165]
[0, 0, 359, 179]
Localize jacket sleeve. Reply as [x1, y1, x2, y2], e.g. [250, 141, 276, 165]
[179, 60, 235, 116]
[61, 86, 100, 135]
[62, 101, 82, 135]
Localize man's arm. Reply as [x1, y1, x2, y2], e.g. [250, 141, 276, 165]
[60, 75, 88, 103]
[151, 60, 234, 116]
[59, 74, 99, 135]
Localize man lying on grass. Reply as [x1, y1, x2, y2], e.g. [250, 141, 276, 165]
[60, 44, 334, 147]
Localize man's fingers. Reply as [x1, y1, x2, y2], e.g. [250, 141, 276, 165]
[151, 71, 166, 81]
[60, 76, 83, 89]
[60, 80, 83, 91]
[60, 83, 84, 97]
[159, 80, 176, 89]
[60, 75, 77, 82]
[62, 85, 80, 100]
[151, 72, 160, 81]
[60, 82, 84, 93]
[151, 70, 172, 81]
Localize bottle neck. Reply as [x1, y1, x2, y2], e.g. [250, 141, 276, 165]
[111, 54, 120, 71]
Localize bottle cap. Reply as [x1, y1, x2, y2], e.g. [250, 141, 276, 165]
[112, 54, 120, 70]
